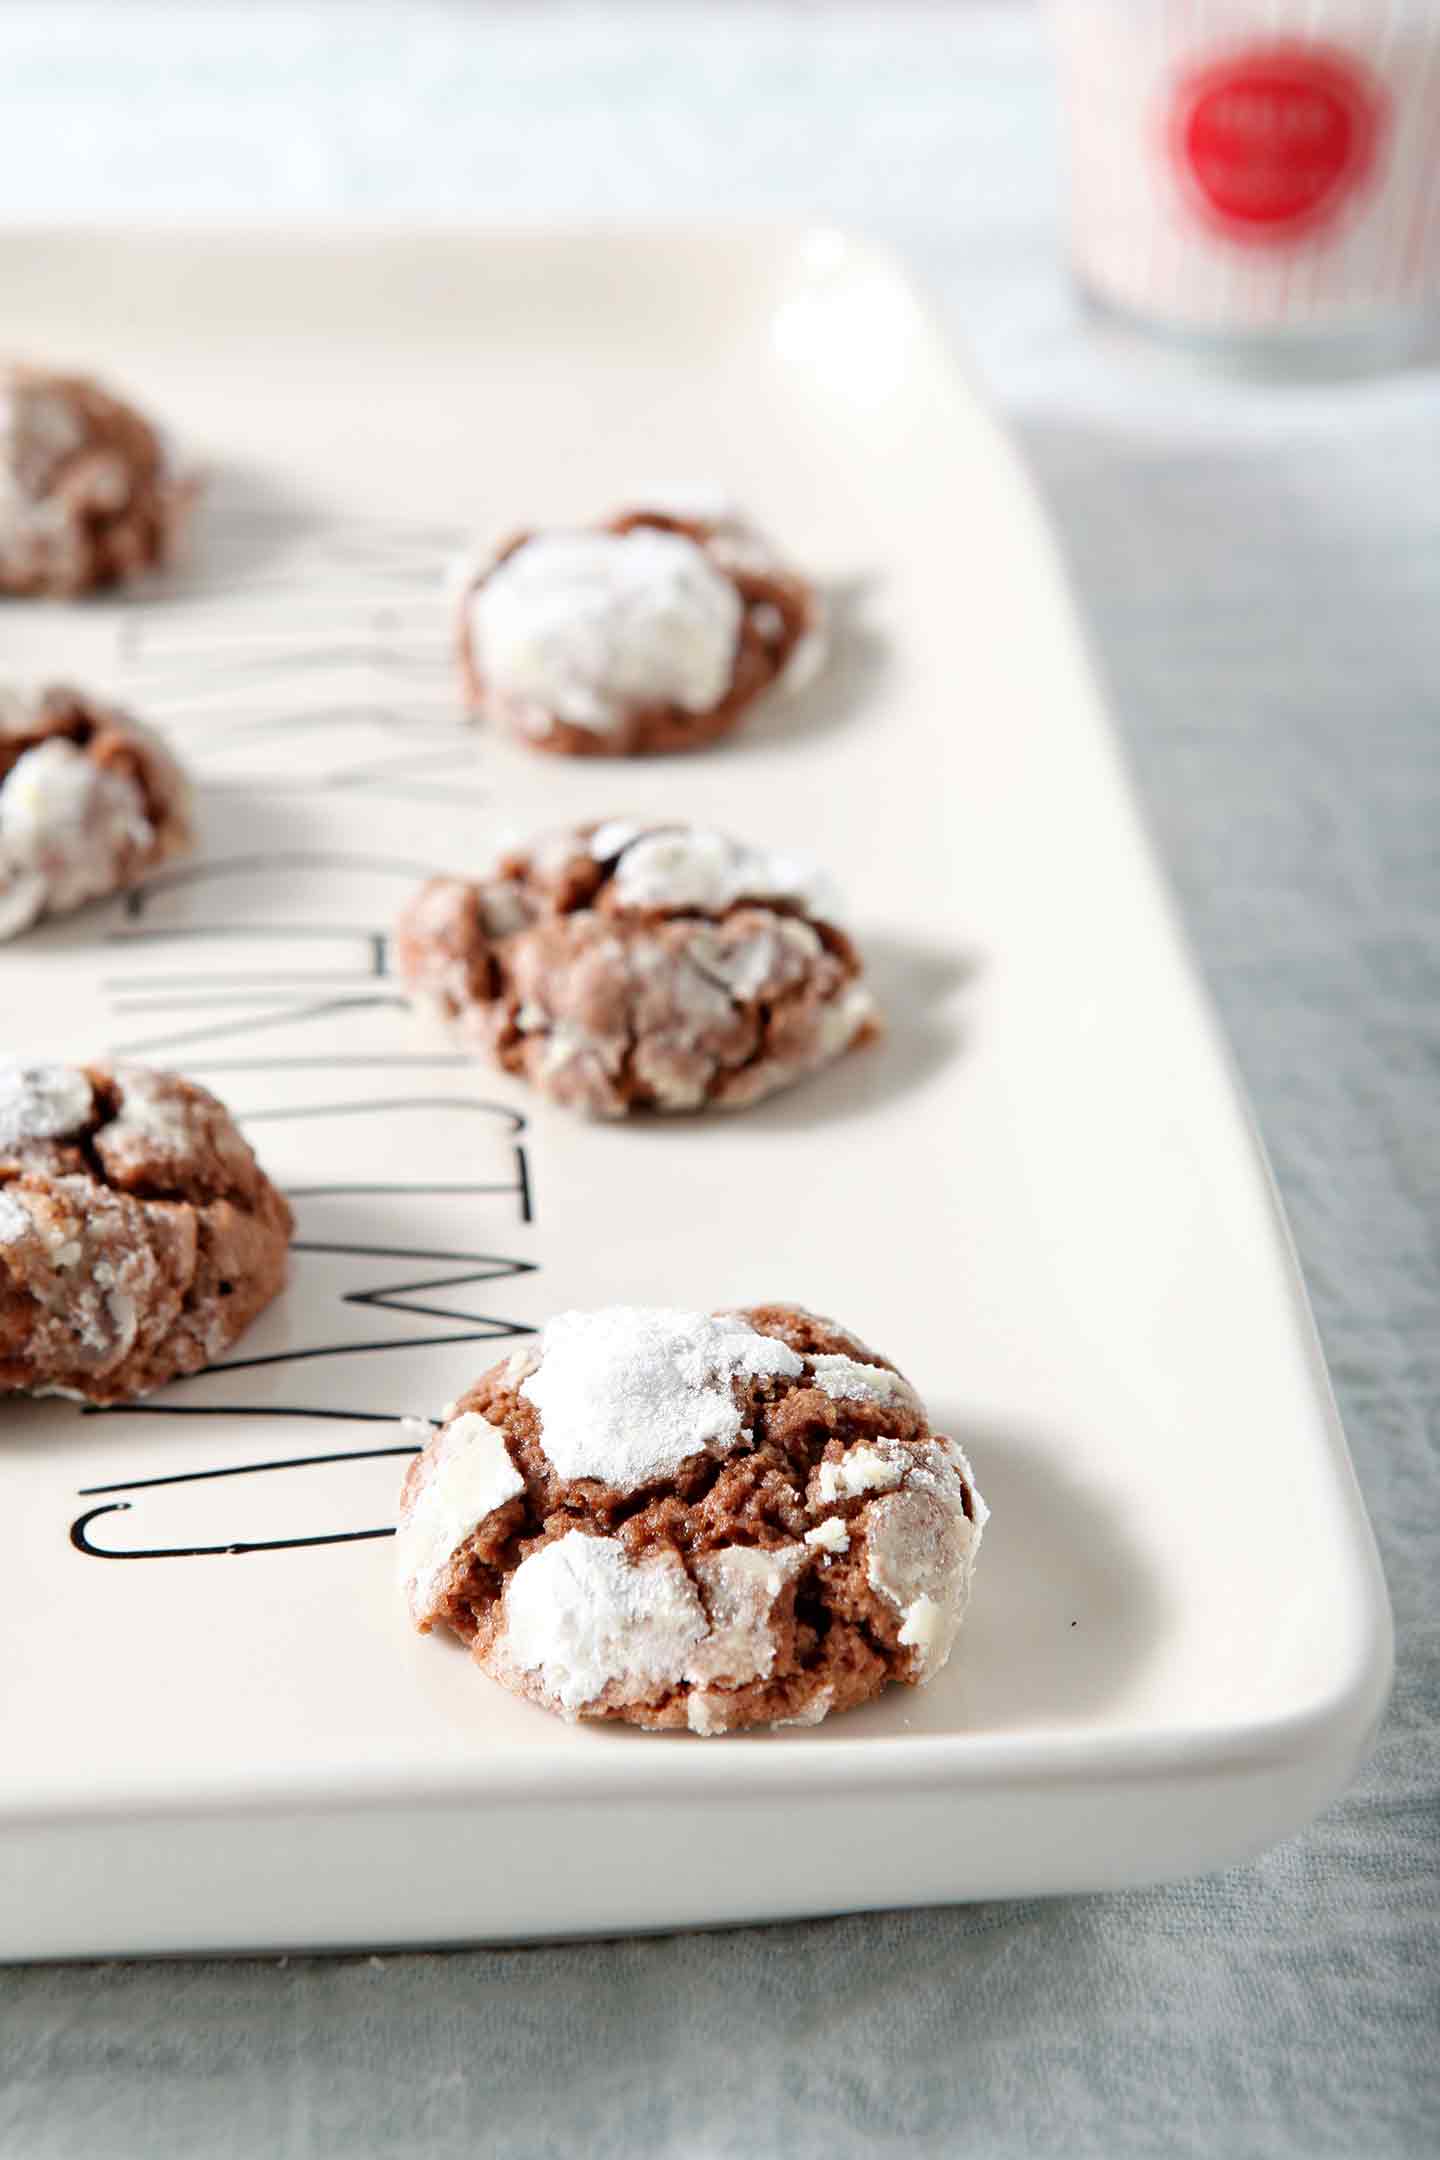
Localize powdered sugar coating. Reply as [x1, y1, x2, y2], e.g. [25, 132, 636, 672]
[0, 1177, 151, 1368]
[815, 1442, 908, 1503]
[4, 737, 106, 838]
[807, 1353, 921, 1410]
[685, 1690, 730, 1736]
[0, 1059, 94, 1150]
[0, 687, 191, 940]
[0, 740, 149, 931]
[100, 1063, 198, 1146]
[498, 1535, 806, 1720]
[588, 818, 643, 862]
[470, 527, 743, 734]
[396, 1410, 525, 1626]
[862, 1438, 989, 1681]
[499, 1531, 708, 1712]
[608, 825, 840, 921]
[457, 507, 824, 760]
[520, 1305, 804, 1491]
[686, 916, 819, 1001]
[686, 1544, 805, 1687]
[0, 1190, 32, 1243]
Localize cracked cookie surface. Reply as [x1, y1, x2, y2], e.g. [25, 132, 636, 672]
[0, 1059, 293, 1404]
[0, 684, 192, 940]
[1, 364, 194, 597]
[394, 819, 880, 1116]
[455, 506, 824, 756]
[397, 1302, 987, 1734]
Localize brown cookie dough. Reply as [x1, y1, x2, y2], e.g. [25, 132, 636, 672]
[0, 363, 194, 597]
[0, 685, 192, 940]
[0, 1060, 293, 1404]
[397, 1302, 987, 1734]
[394, 820, 880, 1117]
[455, 506, 824, 756]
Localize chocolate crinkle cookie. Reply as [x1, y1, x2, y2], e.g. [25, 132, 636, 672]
[0, 363, 194, 597]
[0, 685, 192, 940]
[397, 1303, 987, 1735]
[0, 1060, 293, 1404]
[455, 505, 825, 756]
[394, 820, 880, 1117]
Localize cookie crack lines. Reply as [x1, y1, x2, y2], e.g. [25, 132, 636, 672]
[395, 820, 880, 1118]
[397, 1303, 987, 1735]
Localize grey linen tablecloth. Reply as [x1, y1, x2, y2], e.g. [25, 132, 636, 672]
[1, 5, 1436, 2154]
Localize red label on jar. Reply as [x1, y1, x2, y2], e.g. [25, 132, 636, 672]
[1172, 43, 1385, 245]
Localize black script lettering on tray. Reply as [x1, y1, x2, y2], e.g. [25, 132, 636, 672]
[67, 842, 540, 1562]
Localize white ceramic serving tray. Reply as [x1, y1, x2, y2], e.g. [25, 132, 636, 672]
[0, 227, 1391, 1960]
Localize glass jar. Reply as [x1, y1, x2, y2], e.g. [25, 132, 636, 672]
[1052, 0, 1440, 368]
